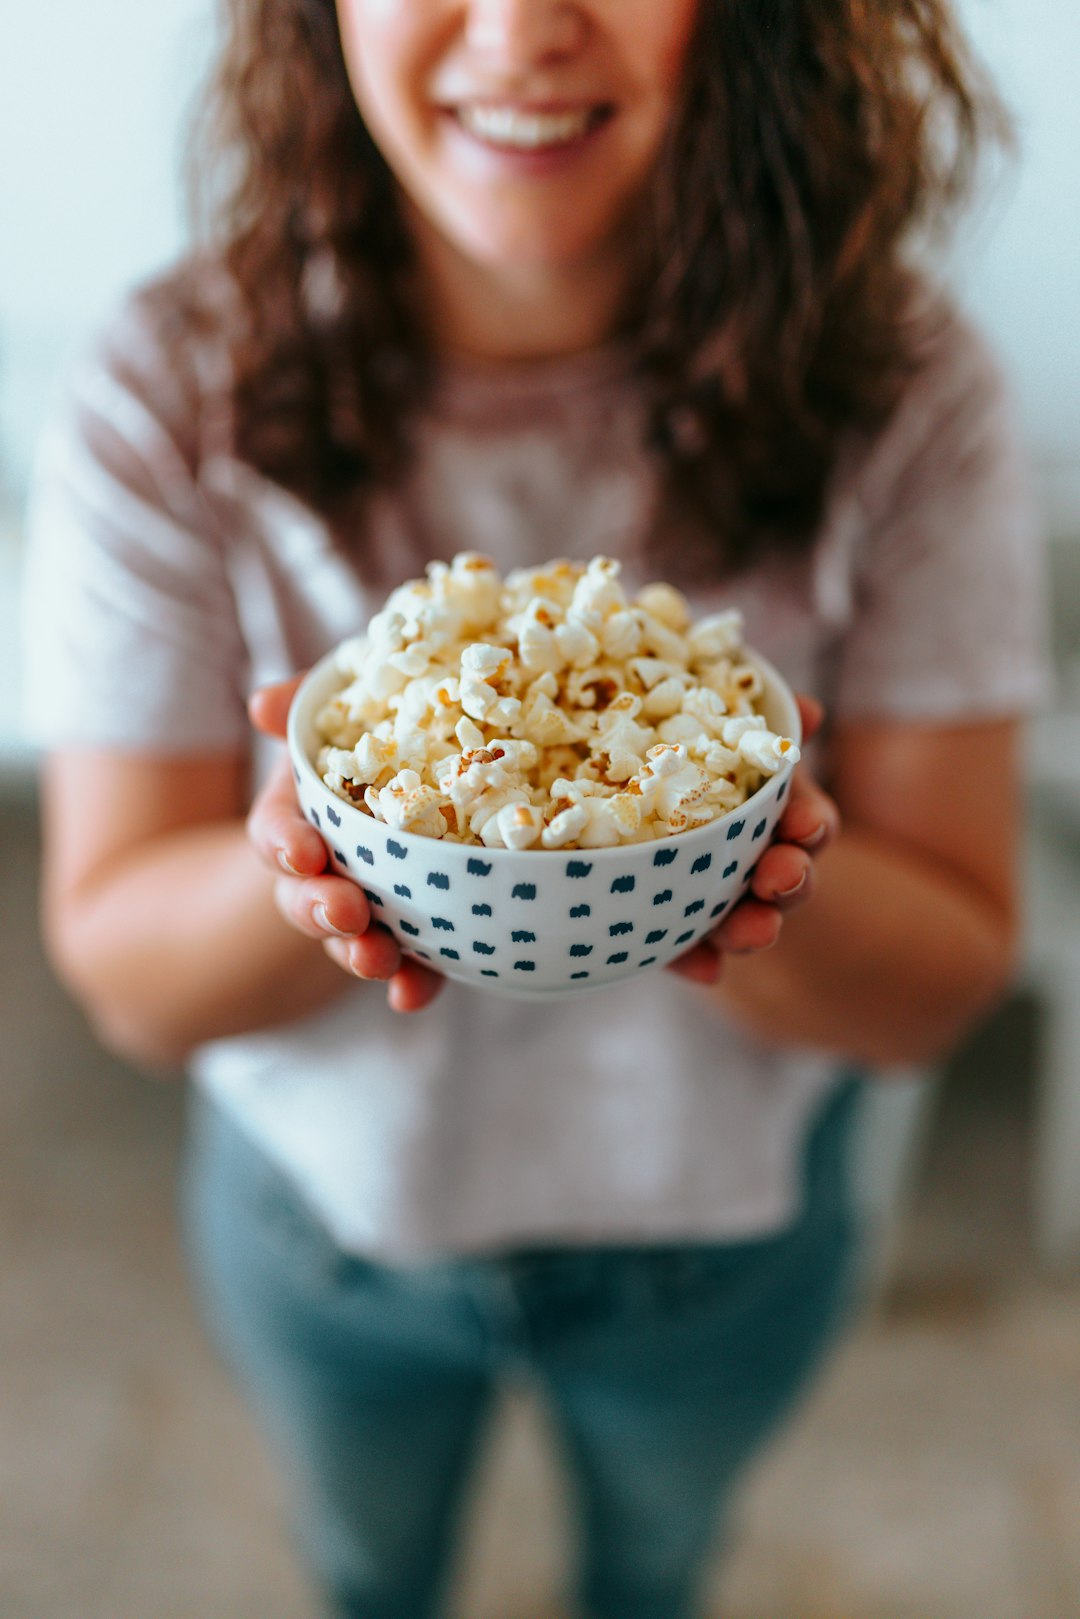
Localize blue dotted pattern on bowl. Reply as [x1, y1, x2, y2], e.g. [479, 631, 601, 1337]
[293, 743, 791, 996]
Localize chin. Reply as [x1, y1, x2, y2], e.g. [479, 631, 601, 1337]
[455, 214, 628, 276]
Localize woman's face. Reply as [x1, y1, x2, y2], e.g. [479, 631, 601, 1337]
[335, 0, 699, 278]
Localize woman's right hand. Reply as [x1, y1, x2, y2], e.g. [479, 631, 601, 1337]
[246, 677, 445, 1014]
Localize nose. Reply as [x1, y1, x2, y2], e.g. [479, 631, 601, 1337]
[464, 0, 586, 66]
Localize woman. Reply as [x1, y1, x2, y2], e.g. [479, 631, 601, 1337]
[24, 2, 1047, 1615]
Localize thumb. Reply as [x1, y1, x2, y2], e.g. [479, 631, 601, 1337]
[248, 674, 307, 740]
[796, 693, 824, 744]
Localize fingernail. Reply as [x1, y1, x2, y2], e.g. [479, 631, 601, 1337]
[797, 825, 827, 849]
[775, 871, 808, 899]
[278, 850, 302, 876]
[314, 903, 353, 938]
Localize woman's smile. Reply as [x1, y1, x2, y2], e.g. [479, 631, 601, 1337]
[335, 0, 698, 285]
[448, 100, 614, 152]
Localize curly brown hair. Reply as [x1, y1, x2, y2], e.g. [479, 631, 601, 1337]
[190, 0, 1004, 574]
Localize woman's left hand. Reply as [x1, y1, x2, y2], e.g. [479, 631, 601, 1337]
[666, 695, 841, 987]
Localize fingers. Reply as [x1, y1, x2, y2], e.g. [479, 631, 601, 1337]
[669, 888, 787, 980]
[748, 843, 816, 909]
[666, 939, 723, 985]
[667, 896, 783, 985]
[670, 835, 819, 986]
[272, 872, 372, 941]
[322, 928, 402, 983]
[323, 938, 446, 1010]
[247, 750, 328, 878]
[245, 688, 445, 1014]
[710, 898, 784, 954]
[248, 675, 306, 741]
[775, 767, 841, 851]
[669, 699, 830, 986]
[716, 772, 837, 951]
[387, 959, 447, 1013]
[271, 842, 446, 1003]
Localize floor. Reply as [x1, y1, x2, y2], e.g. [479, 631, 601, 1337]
[4, 789, 1080, 1619]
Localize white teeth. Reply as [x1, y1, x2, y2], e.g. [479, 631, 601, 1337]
[456, 104, 596, 150]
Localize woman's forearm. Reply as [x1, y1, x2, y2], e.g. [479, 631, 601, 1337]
[707, 825, 1018, 1068]
[46, 822, 353, 1067]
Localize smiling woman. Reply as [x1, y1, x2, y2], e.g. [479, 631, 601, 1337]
[23, 0, 1049, 1615]
[334, 0, 695, 284]
[192, 0, 998, 572]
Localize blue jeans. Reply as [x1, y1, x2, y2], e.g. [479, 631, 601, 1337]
[179, 1078, 862, 1619]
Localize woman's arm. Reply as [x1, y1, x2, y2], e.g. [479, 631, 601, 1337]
[698, 717, 1022, 1067]
[38, 747, 431, 1070]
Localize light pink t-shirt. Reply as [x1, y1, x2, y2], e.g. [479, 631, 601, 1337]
[22, 273, 1050, 1260]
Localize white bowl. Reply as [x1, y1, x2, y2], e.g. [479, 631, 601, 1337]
[287, 650, 801, 998]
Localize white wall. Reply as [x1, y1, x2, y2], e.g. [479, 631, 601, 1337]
[0, 0, 214, 497]
[0, 0, 1078, 526]
[951, 0, 1080, 534]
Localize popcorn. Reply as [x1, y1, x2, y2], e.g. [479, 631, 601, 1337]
[586, 694, 653, 781]
[490, 800, 545, 851]
[351, 734, 398, 785]
[636, 581, 692, 634]
[426, 552, 502, 631]
[636, 745, 712, 830]
[680, 685, 736, 738]
[688, 609, 743, 663]
[543, 776, 643, 849]
[461, 642, 513, 683]
[516, 614, 563, 675]
[363, 770, 446, 838]
[600, 610, 643, 661]
[471, 788, 535, 846]
[555, 615, 601, 669]
[455, 714, 486, 752]
[435, 740, 537, 835]
[315, 553, 799, 848]
[640, 675, 689, 720]
[656, 713, 710, 749]
[570, 555, 625, 621]
[562, 667, 620, 710]
[737, 728, 800, 773]
[577, 792, 643, 848]
[637, 610, 689, 666]
[459, 642, 515, 720]
[540, 800, 590, 849]
[520, 688, 585, 748]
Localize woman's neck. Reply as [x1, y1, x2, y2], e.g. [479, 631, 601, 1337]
[407, 208, 633, 364]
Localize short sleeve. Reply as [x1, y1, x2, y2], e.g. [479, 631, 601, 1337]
[831, 311, 1053, 723]
[20, 283, 249, 754]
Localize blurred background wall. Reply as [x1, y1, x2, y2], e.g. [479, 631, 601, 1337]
[0, 0, 214, 765]
[0, 0, 212, 506]
[947, 0, 1080, 538]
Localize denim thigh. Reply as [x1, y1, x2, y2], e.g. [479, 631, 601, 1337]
[178, 1099, 499, 1619]
[503, 1079, 863, 1619]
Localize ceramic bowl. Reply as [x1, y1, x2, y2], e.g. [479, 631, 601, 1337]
[287, 649, 801, 998]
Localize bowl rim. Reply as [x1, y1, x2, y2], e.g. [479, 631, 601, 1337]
[286, 645, 802, 866]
